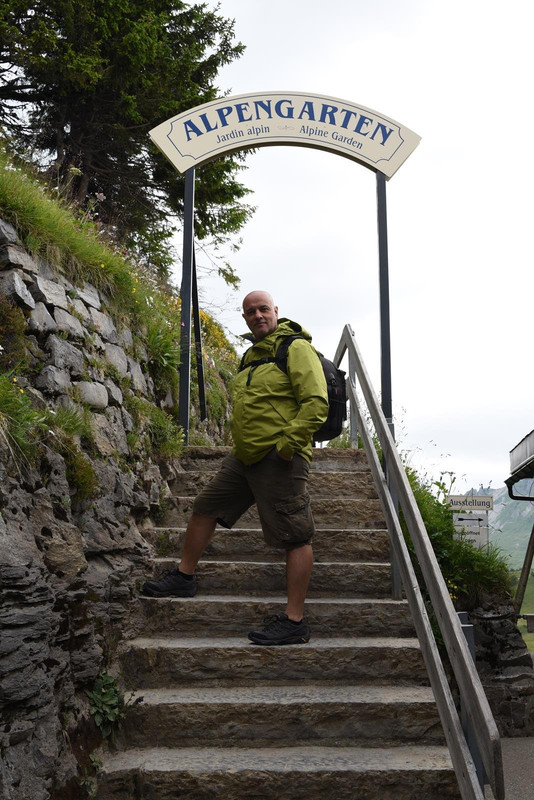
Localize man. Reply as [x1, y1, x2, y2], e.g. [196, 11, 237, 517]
[142, 290, 328, 645]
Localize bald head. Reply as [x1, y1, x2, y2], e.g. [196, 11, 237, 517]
[242, 290, 279, 340]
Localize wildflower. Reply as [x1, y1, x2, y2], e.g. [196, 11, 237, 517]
[132, 288, 136, 294]
[12, 377, 17, 383]
[100, 263, 105, 269]
[19, 388, 24, 394]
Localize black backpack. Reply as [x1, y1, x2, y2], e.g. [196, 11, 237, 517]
[238, 335, 347, 443]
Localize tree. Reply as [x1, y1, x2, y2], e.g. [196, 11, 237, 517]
[0, 0, 253, 276]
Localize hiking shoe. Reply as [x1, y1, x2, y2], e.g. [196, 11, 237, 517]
[142, 568, 197, 598]
[248, 613, 310, 645]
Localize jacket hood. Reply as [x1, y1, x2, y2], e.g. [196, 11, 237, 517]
[241, 318, 313, 345]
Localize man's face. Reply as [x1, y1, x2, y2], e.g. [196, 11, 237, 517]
[242, 291, 279, 340]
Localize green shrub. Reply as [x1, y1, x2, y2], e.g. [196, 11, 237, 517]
[85, 672, 125, 740]
[0, 293, 29, 372]
[124, 395, 184, 458]
[403, 467, 512, 609]
[0, 373, 49, 463]
[61, 441, 98, 504]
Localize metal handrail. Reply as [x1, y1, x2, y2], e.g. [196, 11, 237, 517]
[334, 324, 504, 800]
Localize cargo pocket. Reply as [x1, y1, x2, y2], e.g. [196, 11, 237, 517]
[274, 492, 313, 544]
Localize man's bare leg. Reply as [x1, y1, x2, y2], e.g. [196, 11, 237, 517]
[179, 513, 217, 574]
[285, 544, 314, 621]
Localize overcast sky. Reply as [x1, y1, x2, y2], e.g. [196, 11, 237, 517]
[173, 0, 534, 491]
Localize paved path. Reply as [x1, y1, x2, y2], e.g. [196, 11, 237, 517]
[485, 738, 534, 799]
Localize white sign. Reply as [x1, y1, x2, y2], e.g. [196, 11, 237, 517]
[453, 512, 489, 549]
[447, 495, 494, 512]
[149, 91, 421, 178]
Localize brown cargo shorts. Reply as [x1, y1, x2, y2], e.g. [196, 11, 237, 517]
[192, 448, 315, 550]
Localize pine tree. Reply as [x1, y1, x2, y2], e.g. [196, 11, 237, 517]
[0, 0, 253, 275]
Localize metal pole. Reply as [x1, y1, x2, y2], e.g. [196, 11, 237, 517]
[348, 351, 358, 448]
[192, 252, 207, 422]
[178, 167, 195, 443]
[514, 520, 534, 614]
[376, 170, 393, 429]
[376, 171, 401, 597]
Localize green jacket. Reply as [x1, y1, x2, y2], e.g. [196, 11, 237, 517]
[230, 319, 328, 465]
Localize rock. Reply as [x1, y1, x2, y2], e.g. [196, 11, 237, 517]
[135, 341, 149, 362]
[76, 381, 108, 409]
[127, 357, 147, 395]
[104, 343, 128, 376]
[0, 244, 39, 274]
[45, 334, 84, 377]
[91, 332, 106, 351]
[104, 378, 123, 406]
[54, 308, 84, 339]
[0, 218, 20, 245]
[70, 298, 90, 323]
[77, 281, 101, 309]
[89, 307, 118, 343]
[40, 451, 71, 519]
[35, 366, 71, 394]
[28, 302, 58, 335]
[24, 386, 47, 410]
[0, 269, 36, 309]
[33, 256, 57, 281]
[122, 407, 134, 432]
[91, 407, 128, 456]
[30, 275, 68, 310]
[118, 327, 133, 349]
[31, 489, 87, 582]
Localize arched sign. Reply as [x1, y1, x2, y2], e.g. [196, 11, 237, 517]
[150, 91, 420, 178]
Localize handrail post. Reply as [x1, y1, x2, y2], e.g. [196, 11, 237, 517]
[179, 167, 195, 443]
[348, 349, 358, 447]
[458, 612, 487, 791]
[387, 472, 403, 600]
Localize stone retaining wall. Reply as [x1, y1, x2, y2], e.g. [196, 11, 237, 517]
[0, 218, 228, 799]
[471, 604, 534, 736]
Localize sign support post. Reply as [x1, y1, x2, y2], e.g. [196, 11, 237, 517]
[192, 251, 207, 422]
[179, 167, 195, 442]
[376, 170, 393, 433]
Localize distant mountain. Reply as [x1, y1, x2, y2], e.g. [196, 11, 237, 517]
[470, 486, 534, 570]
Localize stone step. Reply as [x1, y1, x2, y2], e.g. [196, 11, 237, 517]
[118, 685, 444, 749]
[147, 526, 391, 562]
[175, 446, 372, 473]
[164, 497, 386, 529]
[137, 595, 415, 637]
[170, 469, 378, 499]
[98, 745, 460, 800]
[151, 558, 392, 597]
[120, 636, 427, 688]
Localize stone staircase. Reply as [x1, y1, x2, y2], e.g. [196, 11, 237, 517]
[98, 446, 461, 799]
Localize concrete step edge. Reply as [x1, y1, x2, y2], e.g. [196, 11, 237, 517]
[127, 684, 435, 704]
[153, 558, 392, 567]
[124, 635, 421, 650]
[139, 594, 408, 606]
[100, 744, 454, 774]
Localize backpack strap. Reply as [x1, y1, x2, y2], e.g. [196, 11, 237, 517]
[238, 335, 306, 385]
